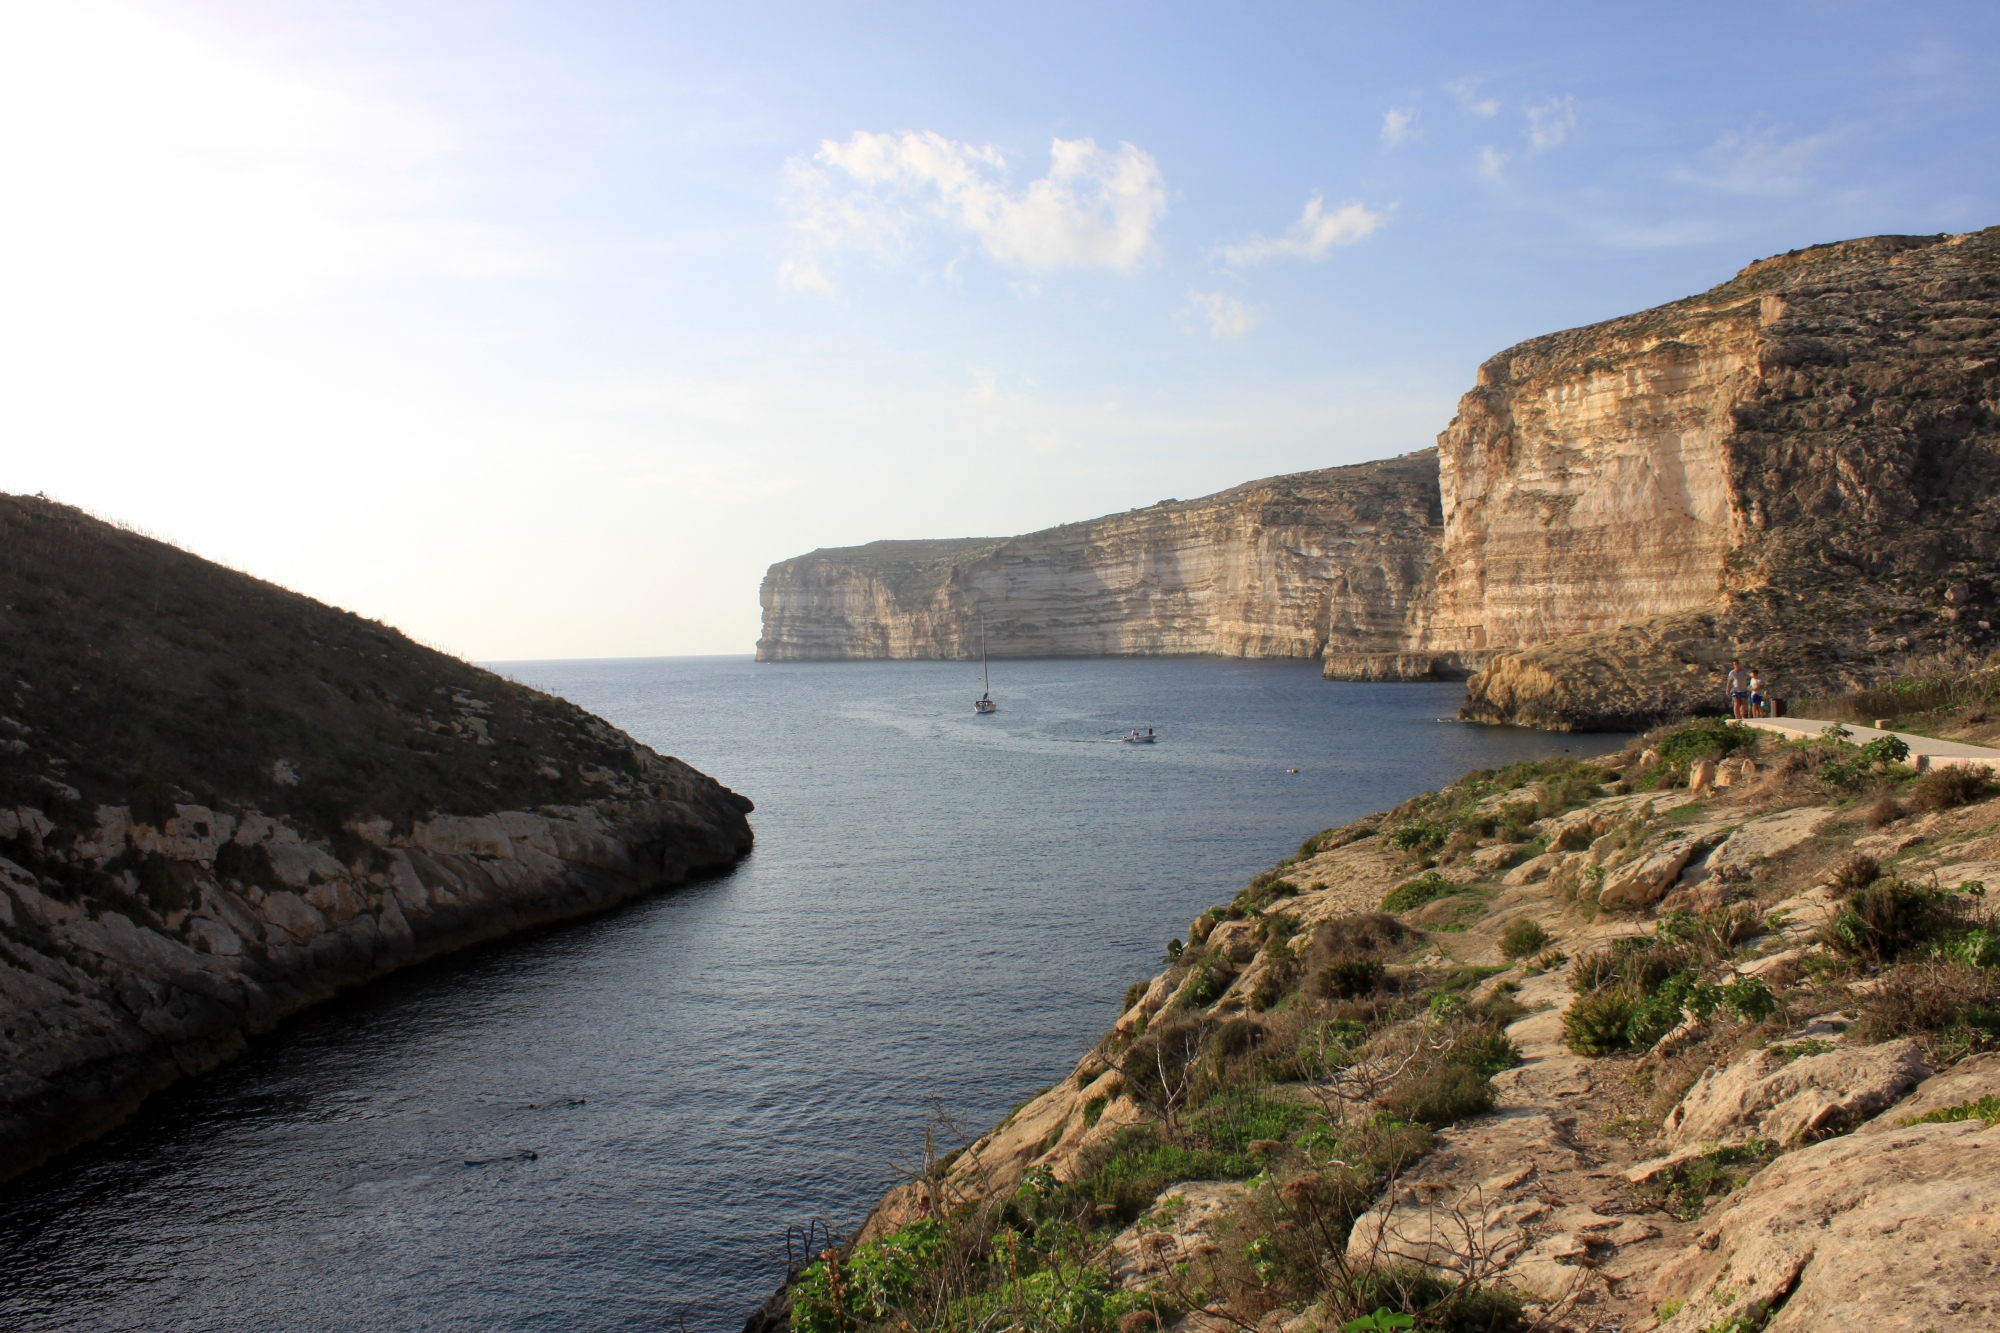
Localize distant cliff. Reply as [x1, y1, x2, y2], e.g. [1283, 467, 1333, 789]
[759, 226, 2000, 730]
[1422, 226, 2000, 727]
[0, 495, 754, 1182]
[757, 453, 1442, 663]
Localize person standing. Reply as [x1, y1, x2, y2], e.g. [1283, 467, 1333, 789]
[1749, 670, 1767, 719]
[1726, 660, 1752, 719]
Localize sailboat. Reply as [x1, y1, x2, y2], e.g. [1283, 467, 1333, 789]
[974, 615, 998, 714]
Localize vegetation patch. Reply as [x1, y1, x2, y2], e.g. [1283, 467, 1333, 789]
[1897, 1093, 2000, 1128]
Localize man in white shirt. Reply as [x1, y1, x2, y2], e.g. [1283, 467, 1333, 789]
[1726, 660, 1752, 719]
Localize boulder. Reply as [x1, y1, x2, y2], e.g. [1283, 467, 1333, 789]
[1650, 1119, 2000, 1331]
[1659, 1038, 1929, 1152]
[1598, 839, 1700, 911]
[1688, 759, 1717, 793]
[1502, 852, 1564, 886]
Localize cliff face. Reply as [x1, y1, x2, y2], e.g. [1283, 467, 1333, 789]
[1402, 227, 2000, 726]
[757, 453, 1442, 663]
[0, 496, 754, 1181]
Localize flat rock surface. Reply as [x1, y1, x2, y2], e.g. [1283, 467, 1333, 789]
[1652, 1120, 2000, 1332]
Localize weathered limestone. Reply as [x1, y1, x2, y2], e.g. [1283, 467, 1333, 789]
[1650, 1120, 2000, 1332]
[0, 756, 753, 1184]
[757, 453, 1442, 665]
[1653, 1037, 1930, 1155]
[1457, 227, 2000, 727]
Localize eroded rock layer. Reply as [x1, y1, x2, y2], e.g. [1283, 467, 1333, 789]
[0, 496, 754, 1180]
[756, 453, 1442, 663]
[1430, 227, 2000, 725]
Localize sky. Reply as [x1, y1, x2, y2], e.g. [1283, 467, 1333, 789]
[4, 1, 1997, 659]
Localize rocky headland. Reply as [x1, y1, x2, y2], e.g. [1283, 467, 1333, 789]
[0, 495, 753, 1182]
[758, 225, 2000, 730]
[766, 717, 2000, 1331]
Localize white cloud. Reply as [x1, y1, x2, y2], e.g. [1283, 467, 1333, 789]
[1381, 106, 1417, 146]
[1676, 124, 1832, 198]
[1216, 194, 1387, 266]
[1478, 147, 1509, 179]
[1447, 77, 1499, 117]
[1525, 95, 1578, 151]
[781, 130, 1167, 288]
[777, 255, 835, 294]
[1185, 291, 1260, 339]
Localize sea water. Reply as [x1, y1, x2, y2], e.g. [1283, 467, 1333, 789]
[0, 656, 1625, 1331]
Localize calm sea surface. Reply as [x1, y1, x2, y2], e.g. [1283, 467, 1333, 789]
[0, 656, 1626, 1331]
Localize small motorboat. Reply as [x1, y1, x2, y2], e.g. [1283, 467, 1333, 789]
[1124, 727, 1156, 744]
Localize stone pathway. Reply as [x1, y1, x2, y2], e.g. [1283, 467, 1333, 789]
[1742, 716, 2000, 772]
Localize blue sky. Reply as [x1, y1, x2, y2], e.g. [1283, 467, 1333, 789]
[4, 1, 1996, 656]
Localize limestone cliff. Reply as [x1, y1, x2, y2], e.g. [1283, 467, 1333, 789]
[1391, 227, 2000, 726]
[756, 453, 1442, 663]
[0, 495, 754, 1182]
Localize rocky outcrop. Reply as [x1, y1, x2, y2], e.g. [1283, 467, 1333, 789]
[1447, 227, 2000, 726]
[0, 495, 754, 1180]
[757, 452, 1442, 665]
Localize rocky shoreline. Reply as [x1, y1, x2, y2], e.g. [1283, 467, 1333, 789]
[0, 751, 752, 1185]
[760, 718, 2000, 1330]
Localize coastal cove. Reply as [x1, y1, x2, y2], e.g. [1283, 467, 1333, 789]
[0, 657, 1622, 1330]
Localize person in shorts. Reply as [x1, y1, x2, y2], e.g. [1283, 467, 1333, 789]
[1748, 671, 1767, 719]
[1726, 660, 1752, 719]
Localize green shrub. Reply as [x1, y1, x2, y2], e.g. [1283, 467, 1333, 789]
[1452, 1028, 1523, 1080]
[1314, 955, 1386, 999]
[1387, 821, 1448, 854]
[1562, 990, 1636, 1055]
[1824, 876, 1987, 962]
[1066, 1126, 1260, 1223]
[1330, 1264, 1526, 1333]
[1898, 1093, 2000, 1128]
[790, 1218, 946, 1332]
[1499, 918, 1550, 959]
[1653, 718, 1758, 770]
[1179, 961, 1232, 1008]
[1856, 960, 2000, 1057]
[1122, 981, 1149, 1012]
[1384, 1061, 1495, 1128]
[1382, 872, 1454, 913]
[1644, 1141, 1774, 1220]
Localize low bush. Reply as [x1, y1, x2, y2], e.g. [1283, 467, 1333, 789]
[1652, 718, 1759, 770]
[1855, 960, 2000, 1059]
[1325, 1264, 1526, 1333]
[1643, 1140, 1776, 1220]
[1314, 955, 1386, 999]
[1562, 989, 1636, 1056]
[1830, 854, 1881, 895]
[1383, 1061, 1495, 1129]
[1911, 765, 1993, 811]
[1382, 872, 1454, 913]
[1823, 875, 1995, 964]
[1866, 791, 1908, 829]
[1498, 918, 1550, 959]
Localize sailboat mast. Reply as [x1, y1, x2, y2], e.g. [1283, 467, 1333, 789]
[982, 615, 989, 694]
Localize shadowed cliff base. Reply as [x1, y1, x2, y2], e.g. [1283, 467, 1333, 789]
[0, 494, 753, 1182]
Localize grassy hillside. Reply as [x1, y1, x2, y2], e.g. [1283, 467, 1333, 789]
[0, 493, 692, 839]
